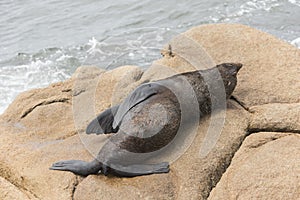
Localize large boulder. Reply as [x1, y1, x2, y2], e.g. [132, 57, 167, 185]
[249, 103, 300, 133]
[208, 132, 300, 200]
[0, 65, 142, 200]
[0, 24, 299, 199]
[0, 177, 33, 200]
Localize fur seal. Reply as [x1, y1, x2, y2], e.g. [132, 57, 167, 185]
[50, 63, 242, 177]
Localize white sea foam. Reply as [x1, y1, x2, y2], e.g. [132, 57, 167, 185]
[86, 37, 106, 55]
[289, 0, 300, 7]
[0, 58, 72, 114]
[0, 29, 171, 115]
[208, 0, 282, 23]
[291, 37, 300, 48]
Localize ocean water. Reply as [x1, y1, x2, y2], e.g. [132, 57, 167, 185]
[0, 0, 299, 114]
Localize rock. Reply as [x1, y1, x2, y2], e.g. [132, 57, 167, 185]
[72, 66, 105, 131]
[208, 132, 300, 200]
[158, 24, 300, 108]
[100, 65, 143, 108]
[74, 173, 177, 200]
[139, 62, 178, 82]
[0, 128, 88, 199]
[171, 101, 249, 200]
[0, 65, 143, 199]
[0, 24, 299, 199]
[0, 80, 75, 142]
[249, 103, 300, 133]
[0, 177, 33, 200]
[73, 65, 142, 131]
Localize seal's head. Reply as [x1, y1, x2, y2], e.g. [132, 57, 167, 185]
[217, 63, 243, 98]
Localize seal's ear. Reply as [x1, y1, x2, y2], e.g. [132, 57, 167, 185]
[86, 105, 119, 134]
[113, 83, 160, 129]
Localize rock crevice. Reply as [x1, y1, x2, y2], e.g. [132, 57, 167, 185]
[21, 97, 70, 119]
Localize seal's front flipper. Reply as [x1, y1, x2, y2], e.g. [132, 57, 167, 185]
[86, 105, 119, 134]
[110, 162, 170, 177]
[113, 83, 161, 129]
[50, 160, 101, 176]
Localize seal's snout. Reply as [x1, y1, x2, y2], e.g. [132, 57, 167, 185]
[227, 63, 243, 75]
[217, 63, 243, 76]
[234, 63, 243, 72]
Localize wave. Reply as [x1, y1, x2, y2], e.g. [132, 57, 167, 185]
[289, 0, 300, 7]
[208, 0, 283, 23]
[0, 57, 73, 114]
[0, 28, 174, 114]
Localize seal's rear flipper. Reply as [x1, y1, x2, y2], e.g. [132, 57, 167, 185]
[109, 162, 170, 177]
[86, 105, 119, 134]
[50, 159, 102, 176]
